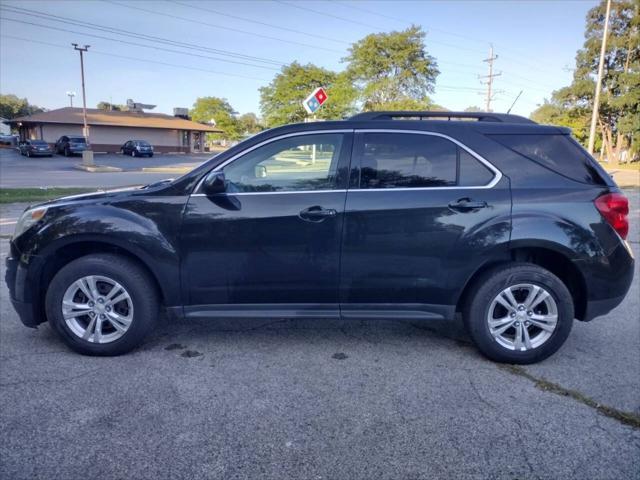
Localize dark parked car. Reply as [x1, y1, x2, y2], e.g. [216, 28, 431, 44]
[121, 139, 154, 157]
[5, 111, 634, 363]
[54, 135, 87, 156]
[18, 139, 52, 157]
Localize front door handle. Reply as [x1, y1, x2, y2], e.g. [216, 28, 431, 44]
[448, 198, 488, 211]
[299, 206, 337, 222]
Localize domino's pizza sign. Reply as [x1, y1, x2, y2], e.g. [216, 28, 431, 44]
[303, 87, 328, 114]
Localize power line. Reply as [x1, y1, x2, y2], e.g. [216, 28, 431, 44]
[332, 0, 559, 73]
[0, 16, 283, 71]
[0, 34, 493, 95]
[274, 0, 386, 31]
[0, 34, 270, 82]
[104, 0, 344, 54]
[1, 5, 284, 67]
[172, 0, 350, 45]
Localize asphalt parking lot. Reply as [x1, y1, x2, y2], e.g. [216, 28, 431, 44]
[0, 147, 210, 188]
[0, 190, 638, 479]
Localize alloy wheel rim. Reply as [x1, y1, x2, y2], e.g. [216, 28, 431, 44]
[62, 275, 134, 344]
[487, 283, 558, 351]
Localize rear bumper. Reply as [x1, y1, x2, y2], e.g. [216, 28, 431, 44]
[583, 294, 628, 322]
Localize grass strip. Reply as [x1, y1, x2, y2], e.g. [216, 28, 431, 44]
[0, 188, 95, 204]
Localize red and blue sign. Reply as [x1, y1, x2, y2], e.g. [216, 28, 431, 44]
[303, 87, 328, 114]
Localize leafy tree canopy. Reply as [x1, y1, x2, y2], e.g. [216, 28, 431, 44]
[344, 25, 439, 111]
[531, 0, 639, 159]
[0, 94, 44, 119]
[96, 101, 125, 111]
[237, 112, 264, 136]
[190, 96, 242, 140]
[259, 62, 356, 127]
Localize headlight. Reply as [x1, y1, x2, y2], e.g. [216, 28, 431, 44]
[14, 207, 47, 238]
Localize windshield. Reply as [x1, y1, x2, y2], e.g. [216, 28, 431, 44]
[135, 141, 150, 146]
[31, 140, 48, 145]
[69, 137, 86, 143]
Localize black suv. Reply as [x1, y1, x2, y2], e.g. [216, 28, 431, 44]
[54, 135, 87, 156]
[5, 112, 634, 363]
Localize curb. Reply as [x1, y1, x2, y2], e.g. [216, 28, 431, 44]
[74, 164, 123, 173]
[140, 166, 193, 174]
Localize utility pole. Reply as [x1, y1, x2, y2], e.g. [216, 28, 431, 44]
[479, 45, 501, 112]
[587, 0, 611, 155]
[66, 91, 76, 108]
[72, 43, 93, 165]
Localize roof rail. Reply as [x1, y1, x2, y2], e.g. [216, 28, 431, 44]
[348, 111, 536, 124]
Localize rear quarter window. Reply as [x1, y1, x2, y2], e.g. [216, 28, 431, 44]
[489, 134, 608, 185]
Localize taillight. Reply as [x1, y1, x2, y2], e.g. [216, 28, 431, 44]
[594, 193, 629, 240]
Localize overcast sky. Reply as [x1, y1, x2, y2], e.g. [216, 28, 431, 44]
[0, 0, 596, 118]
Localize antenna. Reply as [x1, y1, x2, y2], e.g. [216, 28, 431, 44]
[507, 90, 523, 114]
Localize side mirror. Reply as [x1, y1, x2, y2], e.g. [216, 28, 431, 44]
[202, 171, 227, 195]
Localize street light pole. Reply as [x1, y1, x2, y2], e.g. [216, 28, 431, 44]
[66, 91, 76, 108]
[72, 43, 93, 165]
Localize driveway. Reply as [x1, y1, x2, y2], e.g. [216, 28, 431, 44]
[0, 148, 211, 188]
[0, 190, 638, 479]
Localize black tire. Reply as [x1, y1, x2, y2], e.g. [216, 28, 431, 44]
[64, 147, 70, 157]
[26, 150, 31, 157]
[148, 153, 153, 157]
[131, 150, 137, 157]
[45, 253, 159, 356]
[463, 263, 574, 364]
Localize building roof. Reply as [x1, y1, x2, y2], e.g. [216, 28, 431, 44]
[6, 107, 222, 132]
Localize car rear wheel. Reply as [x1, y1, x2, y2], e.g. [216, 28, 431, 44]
[463, 263, 573, 364]
[45, 253, 159, 356]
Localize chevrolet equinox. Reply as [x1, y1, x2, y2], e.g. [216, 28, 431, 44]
[5, 111, 634, 363]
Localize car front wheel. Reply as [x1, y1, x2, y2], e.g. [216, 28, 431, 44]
[463, 263, 573, 364]
[45, 253, 159, 355]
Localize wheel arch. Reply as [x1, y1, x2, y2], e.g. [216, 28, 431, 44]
[37, 238, 171, 322]
[456, 242, 588, 321]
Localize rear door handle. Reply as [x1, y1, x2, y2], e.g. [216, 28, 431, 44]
[299, 206, 338, 222]
[448, 198, 488, 211]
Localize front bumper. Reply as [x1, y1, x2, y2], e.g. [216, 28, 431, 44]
[5, 255, 42, 328]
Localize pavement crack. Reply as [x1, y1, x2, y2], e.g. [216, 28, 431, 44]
[499, 364, 640, 430]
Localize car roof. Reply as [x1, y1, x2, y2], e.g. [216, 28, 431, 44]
[258, 118, 568, 137]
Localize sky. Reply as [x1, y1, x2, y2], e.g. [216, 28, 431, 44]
[0, 0, 597, 119]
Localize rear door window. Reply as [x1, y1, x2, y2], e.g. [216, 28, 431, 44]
[489, 134, 608, 185]
[355, 132, 496, 189]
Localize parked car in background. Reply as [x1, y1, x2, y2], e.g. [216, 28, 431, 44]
[121, 140, 154, 157]
[5, 111, 634, 363]
[0, 134, 18, 146]
[54, 136, 87, 156]
[18, 139, 53, 157]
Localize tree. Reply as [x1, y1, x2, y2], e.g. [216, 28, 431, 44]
[190, 96, 242, 140]
[532, 1, 638, 162]
[237, 112, 263, 135]
[0, 94, 44, 119]
[344, 26, 439, 111]
[96, 101, 125, 111]
[259, 62, 357, 127]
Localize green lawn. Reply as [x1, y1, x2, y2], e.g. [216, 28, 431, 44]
[0, 188, 96, 204]
[599, 162, 640, 171]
